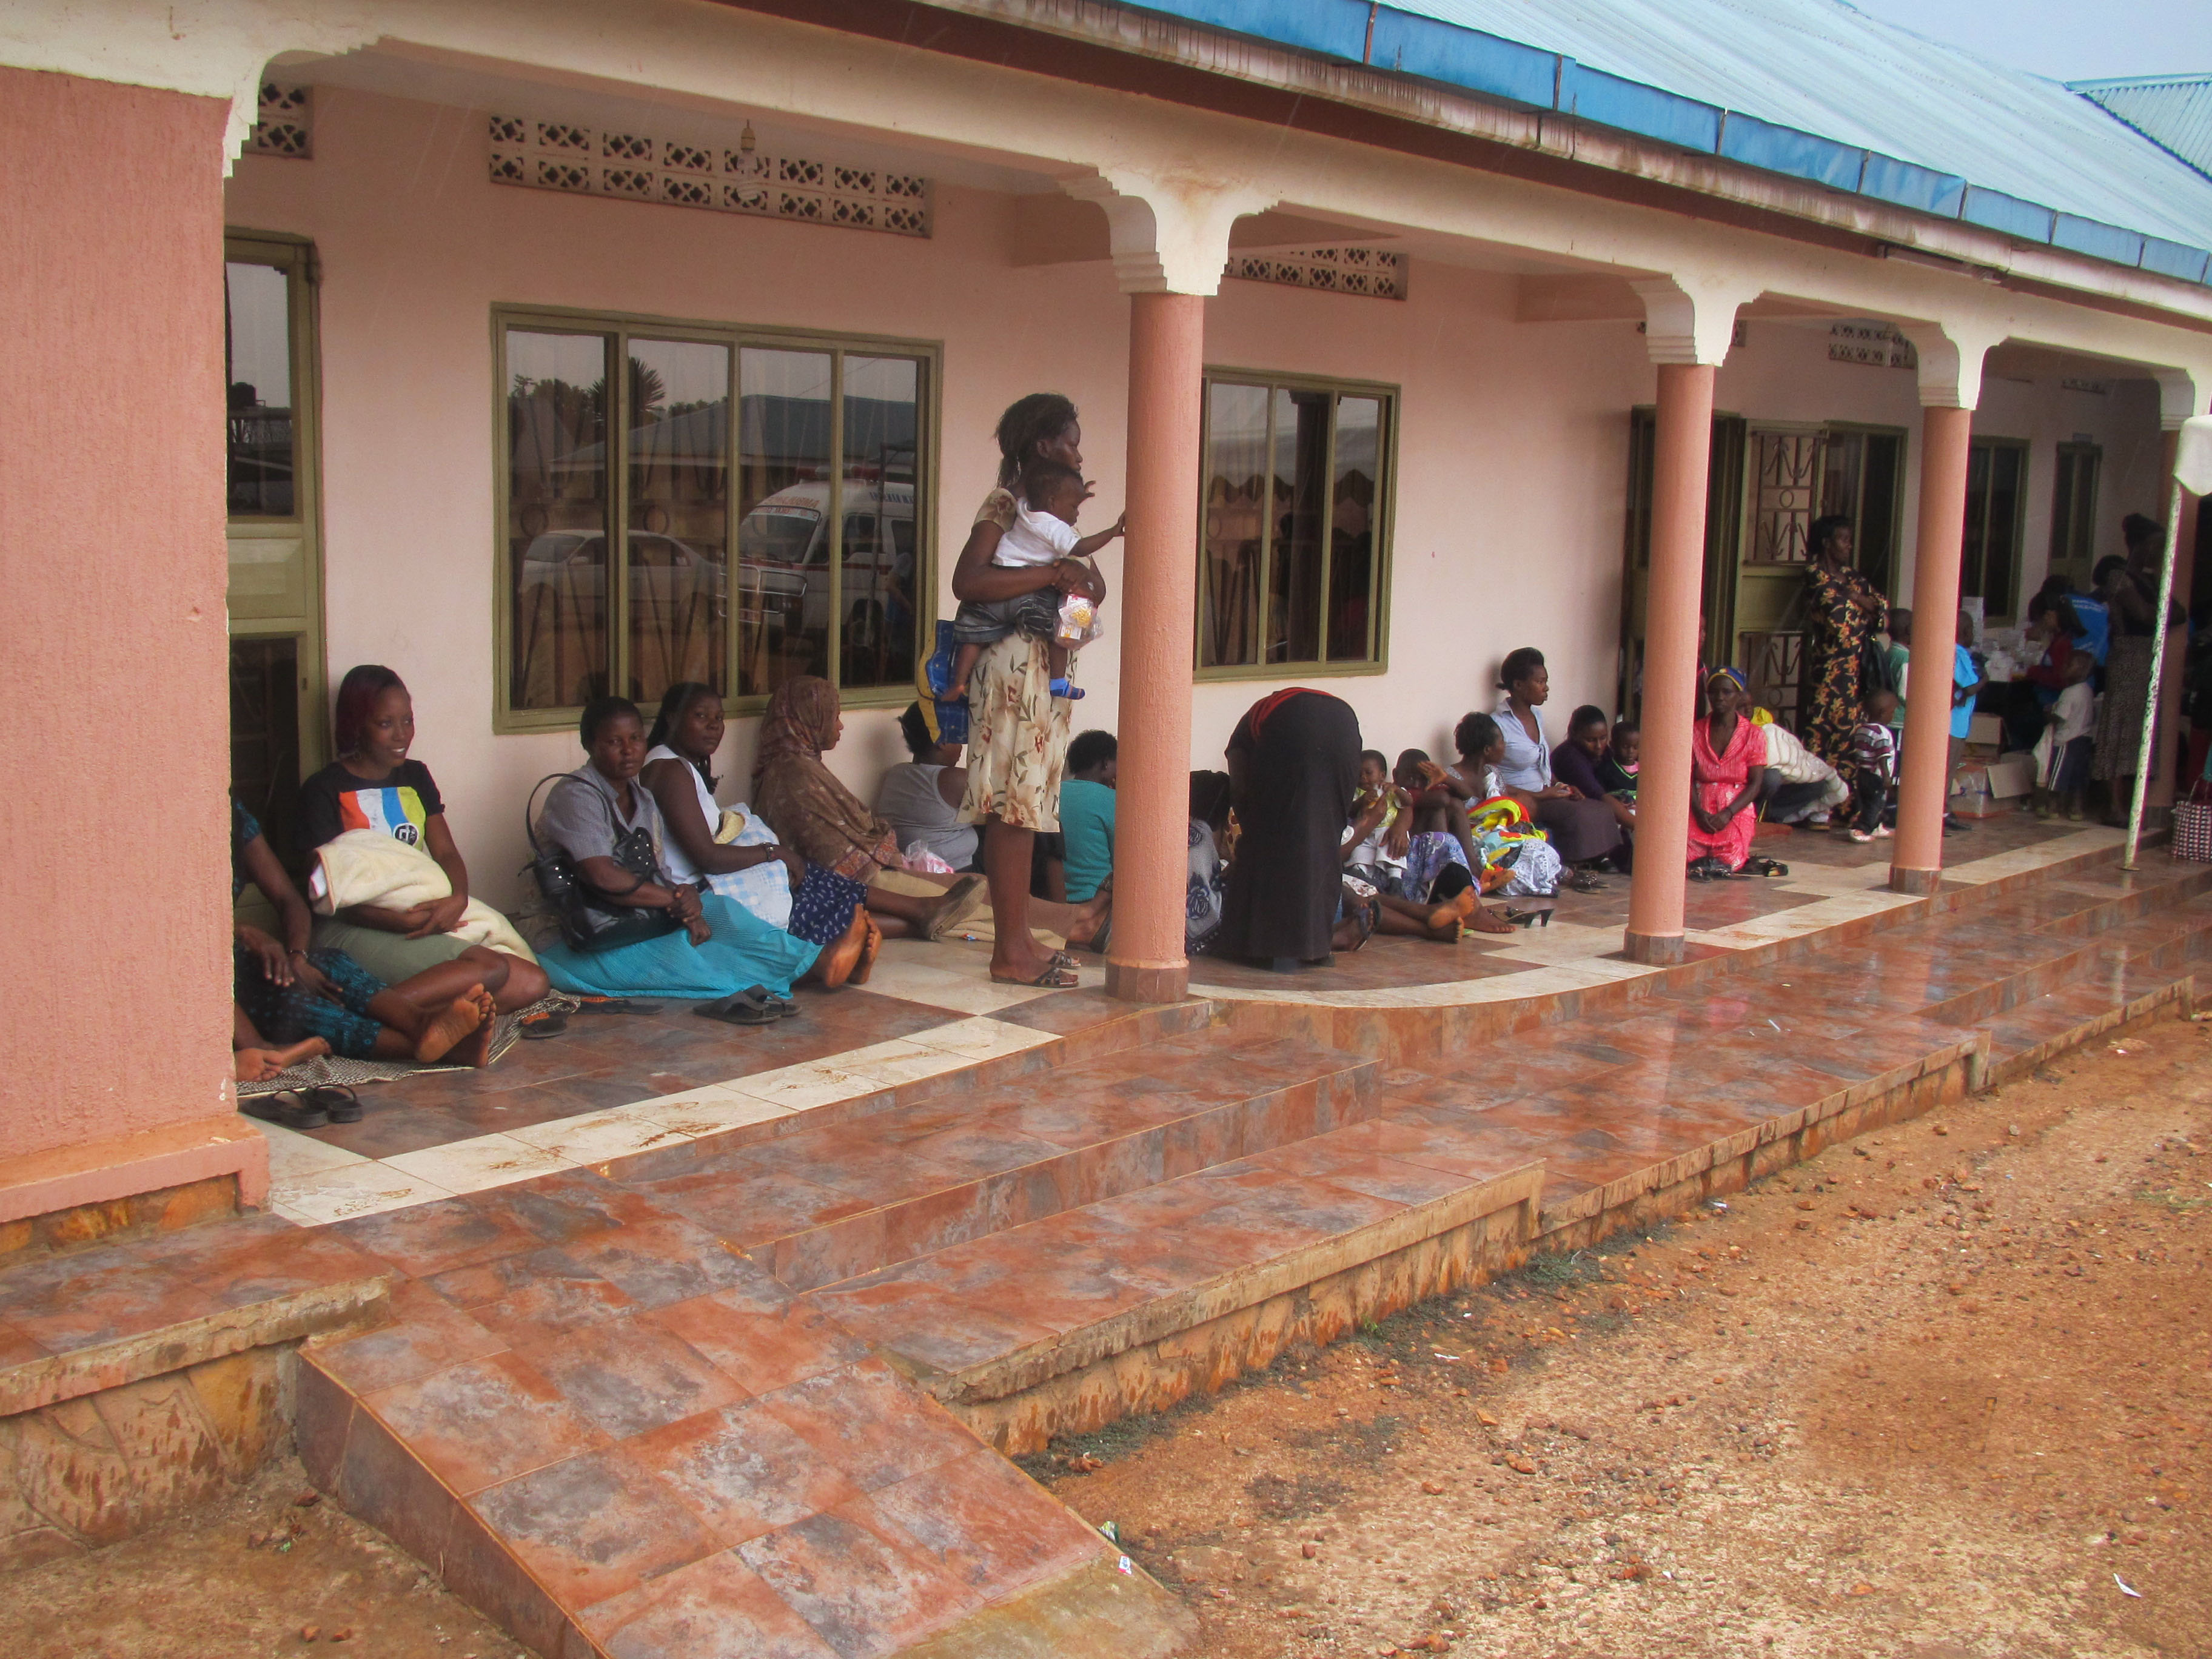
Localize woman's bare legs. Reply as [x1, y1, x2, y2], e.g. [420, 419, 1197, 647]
[233, 1004, 330, 1082]
[984, 817, 1067, 983]
[863, 874, 985, 940]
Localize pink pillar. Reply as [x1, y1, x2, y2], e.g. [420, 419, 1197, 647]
[2147, 426, 2199, 817]
[1891, 404, 1976, 894]
[0, 67, 267, 1221]
[1106, 292, 1206, 1003]
[1624, 362, 1717, 964]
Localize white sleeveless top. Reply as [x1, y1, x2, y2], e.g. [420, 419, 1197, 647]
[642, 745, 793, 930]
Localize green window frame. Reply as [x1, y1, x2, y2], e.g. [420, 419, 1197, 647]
[1196, 368, 1396, 679]
[493, 305, 939, 732]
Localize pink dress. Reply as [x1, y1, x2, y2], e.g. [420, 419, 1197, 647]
[1686, 715, 1763, 870]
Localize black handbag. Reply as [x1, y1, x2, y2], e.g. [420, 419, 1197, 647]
[525, 775, 685, 953]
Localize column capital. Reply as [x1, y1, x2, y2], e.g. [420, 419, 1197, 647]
[1895, 321, 2003, 410]
[1061, 170, 1275, 297]
[1629, 275, 1755, 367]
[2154, 368, 2205, 432]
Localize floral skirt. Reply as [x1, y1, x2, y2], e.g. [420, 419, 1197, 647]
[959, 633, 1072, 833]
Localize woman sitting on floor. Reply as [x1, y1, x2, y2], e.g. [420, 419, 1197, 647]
[752, 676, 1106, 950]
[1492, 648, 1625, 885]
[1435, 716, 1565, 903]
[640, 681, 805, 930]
[876, 702, 981, 874]
[535, 697, 868, 1002]
[1687, 668, 1770, 874]
[232, 801, 496, 1096]
[299, 665, 549, 1013]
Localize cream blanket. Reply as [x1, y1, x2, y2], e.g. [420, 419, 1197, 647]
[310, 830, 539, 963]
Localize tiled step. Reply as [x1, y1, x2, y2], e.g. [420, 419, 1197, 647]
[602, 1034, 1380, 1293]
[297, 1247, 1192, 1658]
[1975, 974, 2197, 1084]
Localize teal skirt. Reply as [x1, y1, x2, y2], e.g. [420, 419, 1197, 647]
[537, 893, 819, 1000]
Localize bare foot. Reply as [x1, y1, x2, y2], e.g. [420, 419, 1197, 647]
[414, 984, 489, 1064]
[1061, 890, 1112, 948]
[1426, 887, 1478, 931]
[234, 1048, 286, 1084]
[1469, 905, 1515, 936]
[813, 908, 872, 990]
[446, 985, 500, 1067]
[848, 916, 884, 986]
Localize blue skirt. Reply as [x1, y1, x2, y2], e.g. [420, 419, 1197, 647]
[538, 893, 820, 1000]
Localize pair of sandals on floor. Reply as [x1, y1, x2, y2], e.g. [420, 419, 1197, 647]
[1688, 853, 1790, 881]
[241, 1084, 361, 1131]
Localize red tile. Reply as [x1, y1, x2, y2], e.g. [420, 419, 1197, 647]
[799, 1279, 1056, 1375]
[865, 1448, 1105, 1600]
[557, 1216, 789, 1311]
[756, 1359, 981, 1492]
[0, 1254, 218, 1355]
[309, 1279, 508, 1396]
[469, 1446, 715, 1610]
[330, 1195, 547, 1279]
[626, 1396, 865, 1544]
[739, 1502, 982, 1657]
[578, 1550, 839, 1658]
[646, 1295, 872, 1397]
[363, 1350, 608, 1495]
[513, 1316, 748, 1438]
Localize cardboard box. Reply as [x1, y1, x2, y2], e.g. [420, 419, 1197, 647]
[1986, 756, 2035, 799]
[1968, 714, 2004, 746]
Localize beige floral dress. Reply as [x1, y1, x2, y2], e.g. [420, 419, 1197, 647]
[959, 488, 1073, 833]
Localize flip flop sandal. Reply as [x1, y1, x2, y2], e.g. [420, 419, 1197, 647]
[694, 991, 780, 1026]
[518, 1012, 569, 1040]
[1566, 870, 1607, 893]
[991, 960, 1079, 988]
[923, 875, 990, 942]
[241, 1090, 329, 1131]
[300, 1084, 363, 1124]
[1741, 856, 1791, 878]
[573, 996, 662, 1016]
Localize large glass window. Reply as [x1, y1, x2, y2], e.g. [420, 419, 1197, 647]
[501, 312, 931, 725]
[225, 261, 296, 516]
[1962, 438, 2029, 622]
[1199, 373, 1393, 674]
[2048, 443, 2100, 591]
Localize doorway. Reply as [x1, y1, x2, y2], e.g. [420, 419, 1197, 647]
[1618, 408, 1745, 721]
[225, 234, 324, 862]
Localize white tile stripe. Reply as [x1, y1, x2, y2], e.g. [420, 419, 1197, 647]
[267, 1014, 1056, 1227]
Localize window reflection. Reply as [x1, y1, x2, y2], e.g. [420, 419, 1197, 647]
[839, 355, 920, 690]
[737, 347, 834, 693]
[627, 339, 729, 705]
[1202, 383, 1268, 668]
[1327, 396, 1381, 662]
[1268, 388, 1330, 666]
[225, 262, 294, 517]
[508, 331, 611, 711]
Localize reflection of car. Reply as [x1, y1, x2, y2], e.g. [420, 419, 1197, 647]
[737, 480, 916, 658]
[517, 530, 728, 626]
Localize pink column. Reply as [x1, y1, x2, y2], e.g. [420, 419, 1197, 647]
[1890, 404, 1976, 894]
[0, 67, 267, 1221]
[1106, 292, 1206, 1003]
[1624, 362, 1717, 964]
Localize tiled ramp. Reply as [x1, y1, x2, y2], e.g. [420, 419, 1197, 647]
[295, 846, 2212, 1656]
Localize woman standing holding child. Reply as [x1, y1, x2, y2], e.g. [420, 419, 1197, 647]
[951, 395, 1116, 988]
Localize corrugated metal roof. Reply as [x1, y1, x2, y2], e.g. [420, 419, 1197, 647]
[2074, 74, 2212, 183]
[1128, 0, 2212, 286]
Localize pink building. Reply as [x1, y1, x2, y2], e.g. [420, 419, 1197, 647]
[4, 0, 2210, 1243]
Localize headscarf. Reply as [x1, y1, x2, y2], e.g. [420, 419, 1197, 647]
[1706, 666, 1748, 695]
[751, 677, 900, 882]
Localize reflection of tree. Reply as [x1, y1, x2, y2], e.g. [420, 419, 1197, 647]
[508, 374, 608, 709]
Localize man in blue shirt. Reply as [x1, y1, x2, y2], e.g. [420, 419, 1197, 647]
[1057, 730, 1118, 902]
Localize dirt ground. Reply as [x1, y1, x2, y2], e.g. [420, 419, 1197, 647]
[1028, 1014, 2212, 1658]
[5, 1016, 2206, 1658]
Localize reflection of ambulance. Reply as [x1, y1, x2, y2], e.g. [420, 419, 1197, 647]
[737, 478, 917, 652]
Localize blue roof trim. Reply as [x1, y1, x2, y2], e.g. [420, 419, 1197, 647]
[1118, 0, 2212, 287]
[2140, 236, 2212, 284]
[1857, 151, 1968, 218]
[1560, 61, 1721, 152]
[1718, 111, 1863, 192]
[1962, 186, 2056, 243]
[1366, 10, 1556, 108]
[2051, 213, 2146, 269]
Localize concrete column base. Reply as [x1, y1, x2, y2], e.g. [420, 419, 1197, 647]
[1623, 930, 1686, 966]
[1107, 961, 1190, 1004]
[1888, 865, 1942, 896]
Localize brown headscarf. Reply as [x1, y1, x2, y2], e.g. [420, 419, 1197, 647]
[752, 677, 900, 882]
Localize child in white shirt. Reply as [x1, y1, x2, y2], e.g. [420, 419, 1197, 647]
[2035, 649, 2097, 822]
[946, 460, 1120, 702]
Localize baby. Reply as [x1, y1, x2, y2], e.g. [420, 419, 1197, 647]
[946, 460, 1121, 702]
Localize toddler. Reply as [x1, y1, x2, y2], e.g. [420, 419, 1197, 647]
[946, 460, 1120, 702]
[1599, 719, 1640, 800]
[1848, 689, 1900, 843]
[2034, 649, 2097, 822]
[1342, 750, 1407, 888]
